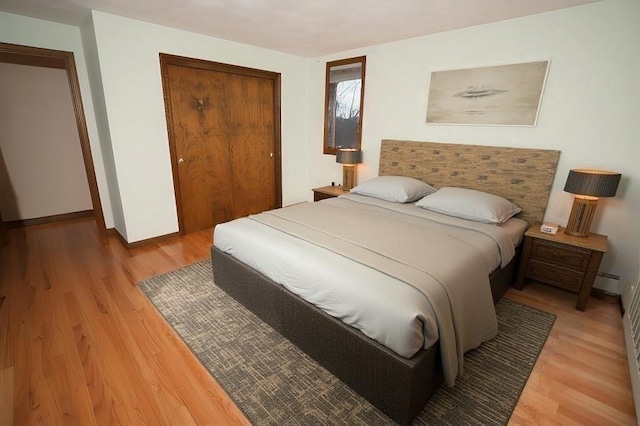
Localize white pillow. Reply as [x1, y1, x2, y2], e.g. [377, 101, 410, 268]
[351, 176, 436, 203]
[416, 187, 521, 224]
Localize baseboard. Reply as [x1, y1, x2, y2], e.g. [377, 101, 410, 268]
[4, 210, 94, 229]
[590, 287, 622, 308]
[108, 228, 180, 250]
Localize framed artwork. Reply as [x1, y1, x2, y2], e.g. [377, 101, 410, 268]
[426, 61, 550, 126]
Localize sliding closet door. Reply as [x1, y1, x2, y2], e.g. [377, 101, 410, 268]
[161, 55, 281, 234]
[164, 63, 234, 233]
[227, 73, 277, 219]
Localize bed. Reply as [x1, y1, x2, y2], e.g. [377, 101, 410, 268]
[211, 140, 560, 424]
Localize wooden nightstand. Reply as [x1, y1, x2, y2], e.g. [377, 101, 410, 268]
[515, 222, 607, 311]
[312, 185, 349, 201]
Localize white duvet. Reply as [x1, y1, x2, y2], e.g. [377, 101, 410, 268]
[213, 194, 526, 374]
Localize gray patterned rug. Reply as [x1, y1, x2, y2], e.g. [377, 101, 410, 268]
[139, 260, 555, 425]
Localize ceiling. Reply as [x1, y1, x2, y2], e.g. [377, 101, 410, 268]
[0, 0, 597, 57]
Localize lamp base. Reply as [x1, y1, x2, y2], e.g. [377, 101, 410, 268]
[564, 196, 599, 237]
[343, 165, 357, 191]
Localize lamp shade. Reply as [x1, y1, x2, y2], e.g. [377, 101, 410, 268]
[336, 149, 362, 165]
[563, 169, 621, 198]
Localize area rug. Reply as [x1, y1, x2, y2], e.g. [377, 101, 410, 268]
[139, 260, 555, 425]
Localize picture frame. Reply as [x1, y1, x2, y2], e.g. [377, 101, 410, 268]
[426, 61, 550, 126]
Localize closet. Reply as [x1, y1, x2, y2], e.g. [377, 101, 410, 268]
[160, 54, 281, 234]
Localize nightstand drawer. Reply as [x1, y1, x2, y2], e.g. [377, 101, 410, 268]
[526, 259, 585, 292]
[531, 239, 591, 271]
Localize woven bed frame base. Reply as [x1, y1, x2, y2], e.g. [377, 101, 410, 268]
[211, 246, 518, 424]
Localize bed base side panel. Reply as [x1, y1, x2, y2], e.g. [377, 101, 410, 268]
[212, 247, 442, 425]
[489, 246, 521, 304]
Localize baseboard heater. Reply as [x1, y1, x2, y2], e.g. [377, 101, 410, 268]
[622, 280, 640, 420]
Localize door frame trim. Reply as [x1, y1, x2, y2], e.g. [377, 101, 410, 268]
[159, 53, 283, 235]
[0, 42, 108, 243]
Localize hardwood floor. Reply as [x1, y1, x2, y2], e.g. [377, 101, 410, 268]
[0, 219, 247, 425]
[0, 218, 635, 425]
[508, 283, 636, 425]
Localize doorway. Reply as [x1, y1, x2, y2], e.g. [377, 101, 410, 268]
[0, 42, 107, 243]
[160, 54, 282, 234]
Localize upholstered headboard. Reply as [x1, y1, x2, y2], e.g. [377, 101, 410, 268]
[379, 140, 560, 224]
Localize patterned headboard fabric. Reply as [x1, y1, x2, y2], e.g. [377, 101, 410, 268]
[379, 140, 560, 225]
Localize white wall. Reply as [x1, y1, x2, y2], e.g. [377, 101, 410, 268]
[88, 11, 309, 242]
[0, 11, 114, 228]
[307, 0, 640, 291]
[80, 14, 128, 239]
[1, 3, 636, 286]
[0, 63, 92, 220]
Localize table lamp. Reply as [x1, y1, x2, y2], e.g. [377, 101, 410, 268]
[336, 148, 362, 191]
[563, 169, 621, 237]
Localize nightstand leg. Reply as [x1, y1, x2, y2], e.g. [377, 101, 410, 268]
[576, 251, 604, 311]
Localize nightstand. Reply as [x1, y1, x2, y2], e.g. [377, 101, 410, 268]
[312, 185, 349, 201]
[515, 222, 607, 311]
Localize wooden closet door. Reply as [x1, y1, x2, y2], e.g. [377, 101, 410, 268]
[165, 64, 234, 233]
[228, 74, 276, 218]
[162, 57, 280, 234]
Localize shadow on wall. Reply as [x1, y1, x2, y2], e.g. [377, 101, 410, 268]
[0, 146, 17, 245]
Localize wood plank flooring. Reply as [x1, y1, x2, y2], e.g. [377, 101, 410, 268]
[0, 218, 635, 425]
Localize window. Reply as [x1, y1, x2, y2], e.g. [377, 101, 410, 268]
[323, 56, 366, 155]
